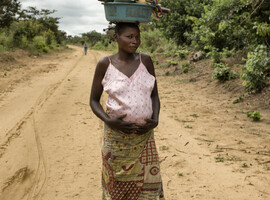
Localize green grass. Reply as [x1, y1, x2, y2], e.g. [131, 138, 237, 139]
[160, 146, 169, 150]
[215, 157, 225, 162]
[178, 172, 184, 177]
[190, 114, 199, 118]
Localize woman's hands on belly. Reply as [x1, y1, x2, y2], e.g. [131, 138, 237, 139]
[106, 114, 138, 134]
[106, 115, 158, 135]
[134, 118, 158, 135]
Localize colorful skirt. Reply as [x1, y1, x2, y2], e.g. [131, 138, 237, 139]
[102, 124, 165, 200]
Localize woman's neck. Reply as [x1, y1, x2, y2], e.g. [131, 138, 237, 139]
[117, 51, 136, 62]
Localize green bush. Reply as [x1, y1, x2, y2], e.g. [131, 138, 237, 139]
[232, 94, 244, 104]
[206, 46, 222, 63]
[247, 111, 261, 121]
[30, 36, 48, 54]
[11, 21, 41, 47]
[20, 35, 28, 48]
[0, 7, 65, 54]
[181, 61, 189, 68]
[212, 63, 238, 82]
[241, 45, 270, 92]
[140, 28, 166, 53]
[0, 32, 12, 50]
[44, 29, 56, 46]
[93, 41, 106, 50]
[107, 41, 118, 53]
[182, 67, 189, 73]
[167, 60, 178, 67]
[0, 45, 6, 51]
[175, 49, 189, 59]
[222, 47, 235, 58]
[154, 0, 270, 54]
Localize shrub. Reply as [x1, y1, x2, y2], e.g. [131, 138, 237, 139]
[167, 60, 178, 67]
[44, 29, 56, 46]
[0, 45, 6, 51]
[182, 67, 189, 73]
[232, 94, 244, 104]
[0, 32, 12, 50]
[241, 45, 270, 92]
[175, 49, 189, 59]
[222, 47, 235, 58]
[181, 61, 189, 68]
[140, 28, 167, 53]
[247, 111, 261, 121]
[93, 41, 106, 50]
[11, 21, 41, 48]
[30, 36, 48, 54]
[107, 41, 118, 53]
[206, 46, 222, 63]
[212, 63, 238, 82]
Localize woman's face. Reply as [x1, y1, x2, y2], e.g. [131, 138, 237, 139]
[116, 26, 141, 53]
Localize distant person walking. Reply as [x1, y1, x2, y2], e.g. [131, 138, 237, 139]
[84, 44, 88, 55]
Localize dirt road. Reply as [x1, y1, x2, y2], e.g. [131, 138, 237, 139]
[0, 46, 269, 200]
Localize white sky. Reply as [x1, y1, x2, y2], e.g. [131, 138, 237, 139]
[19, 0, 109, 36]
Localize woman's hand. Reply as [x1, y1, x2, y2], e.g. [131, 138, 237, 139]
[134, 118, 158, 135]
[106, 114, 138, 134]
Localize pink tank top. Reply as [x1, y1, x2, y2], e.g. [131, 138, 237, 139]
[101, 53, 155, 125]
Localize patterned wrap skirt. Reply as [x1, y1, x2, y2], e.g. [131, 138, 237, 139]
[102, 124, 165, 200]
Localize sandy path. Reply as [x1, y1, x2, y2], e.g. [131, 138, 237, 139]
[0, 46, 269, 200]
[0, 47, 105, 200]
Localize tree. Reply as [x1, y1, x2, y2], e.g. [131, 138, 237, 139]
[81, 31, 103, 46]
[152, 0, 211, 46]
[0, 0, 21, 28]
[19, 7, 63, 44]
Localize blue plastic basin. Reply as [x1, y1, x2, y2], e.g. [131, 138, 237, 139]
[103, 2, 154, 23]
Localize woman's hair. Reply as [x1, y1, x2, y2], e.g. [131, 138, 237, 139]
[115, 22, 140, 35]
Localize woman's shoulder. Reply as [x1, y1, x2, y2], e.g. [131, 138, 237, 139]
[140, 52, 155, 75]
[94, 56, 112, 78]
[98, 56, 110, 66]
[97, 56, 111, 70]
[140, 52, 152, 61]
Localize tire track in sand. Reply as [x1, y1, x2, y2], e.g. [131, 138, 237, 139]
[0, 47, 87, 200]
[25, 50, 86, 200]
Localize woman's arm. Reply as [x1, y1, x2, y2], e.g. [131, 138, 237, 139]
[143, 53, 160, 123]
[90, 57, 111, 123]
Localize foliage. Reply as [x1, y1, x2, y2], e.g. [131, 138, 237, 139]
[155, 0, 270, 54]
[232, 94, 244, 104]
[0, 32, 13, 51]
[0, 6, 66, 54]
[139, 27, 167, 53]
[181, 61, 194, 73]
[241, 45, 270, 92]
[182, 67, 189, 73]
[174, 49, 189, 59]
[31, 36, 48, 53]
[221, 47, 235, 58]
[20, 7, 65, 44]
[0, 0, 21, 28]
[206, 46, 222, 63]
[247, 111, 262, 121]
[212, 63, 238, 82]
[152, 0, 210, 45]
[92, 41, 107, 50]
[181, 61, 189, 68]
[81, 31, 104, 46]
[167, 60, 178, 67]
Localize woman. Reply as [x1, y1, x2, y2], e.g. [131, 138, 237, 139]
[90, 22, 165, 200]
